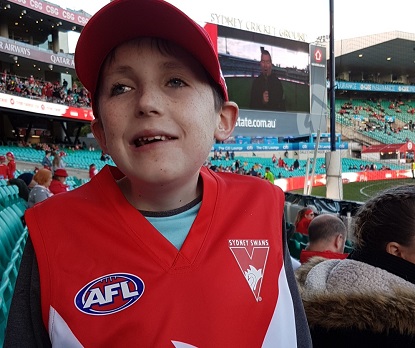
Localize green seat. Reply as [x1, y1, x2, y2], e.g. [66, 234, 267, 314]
[0, 189, 9, 208]
[0, 294, 9, 347]
[344, 245, 354, 253]
[292, 232, 304, 242]
[0, 217, 14, 256]
[288, 239, 302, 260]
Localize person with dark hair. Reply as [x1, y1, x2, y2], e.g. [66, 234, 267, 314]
[5, 0, 311, 346]
[296, 185, 415, 347]
[41, 150, 52, 170]
[17, 172, 36, 189]
[89, 163, 98, 179]
[8, 178, 30, 202]
[264, 166, 274, 184]
[299, 214, 349, 263]
[250, 49, 286, 111]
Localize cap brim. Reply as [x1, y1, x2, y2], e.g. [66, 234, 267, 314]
[75, 0, 227, 102]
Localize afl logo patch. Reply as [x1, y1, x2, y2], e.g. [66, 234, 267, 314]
[74, 273, 144, 315]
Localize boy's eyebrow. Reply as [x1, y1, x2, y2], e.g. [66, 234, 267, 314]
[105, 65, 135, 76]
[161, 61, 187, 71]
[106, 61, 192, 77]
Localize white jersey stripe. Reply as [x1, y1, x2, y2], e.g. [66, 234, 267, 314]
[49, 306, 83, 347]
[262, 263, 298, 347]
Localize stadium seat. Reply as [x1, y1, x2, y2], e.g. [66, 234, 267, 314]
[292, 232, 308, 244]
[288, 239, 302, 260]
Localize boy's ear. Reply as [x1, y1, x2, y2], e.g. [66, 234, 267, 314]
[91, 119, 109, 154]
[214, 101, 239, 141]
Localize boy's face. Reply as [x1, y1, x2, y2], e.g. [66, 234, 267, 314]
[92, 38, 236, 188]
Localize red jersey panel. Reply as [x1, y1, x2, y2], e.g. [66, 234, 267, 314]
[26, 166, 298, 347]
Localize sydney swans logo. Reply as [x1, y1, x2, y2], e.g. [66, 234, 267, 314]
[229, 239, 269, 301]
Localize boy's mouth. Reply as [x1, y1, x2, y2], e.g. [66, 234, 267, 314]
[133, 135, 175, 147]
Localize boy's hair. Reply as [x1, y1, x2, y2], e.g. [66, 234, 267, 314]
[353, 184, 415, 251]
[75, 0, 228, 117]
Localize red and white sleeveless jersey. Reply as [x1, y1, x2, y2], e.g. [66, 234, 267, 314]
[26, 165, 302, 347]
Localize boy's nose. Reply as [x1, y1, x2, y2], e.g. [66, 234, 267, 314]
[135, 87, 161, 117]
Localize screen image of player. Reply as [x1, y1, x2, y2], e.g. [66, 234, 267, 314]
[217, 25, 310, 114]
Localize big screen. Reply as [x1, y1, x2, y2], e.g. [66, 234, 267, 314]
[216, 25, 310, 113]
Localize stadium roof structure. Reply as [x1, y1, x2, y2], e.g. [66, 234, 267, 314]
[334, 31, 415, 76]
[362, 142, 413, 154]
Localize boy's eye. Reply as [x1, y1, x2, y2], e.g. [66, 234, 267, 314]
[167, 78, 186, 88]
[110, 83, 131, 96]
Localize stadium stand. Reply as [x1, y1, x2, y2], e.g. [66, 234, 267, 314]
[0, 184, 28, 342]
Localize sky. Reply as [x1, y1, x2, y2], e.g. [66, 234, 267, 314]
[50, 0, 415, 50]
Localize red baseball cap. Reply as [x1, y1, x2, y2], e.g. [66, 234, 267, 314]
[54, 169, 68, 177]
[75, 0, 228, 113]
[6, 151, 14, 159]
[0, 155, 5, 162]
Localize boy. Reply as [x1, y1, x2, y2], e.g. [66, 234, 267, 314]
[5, 0, 311, 346]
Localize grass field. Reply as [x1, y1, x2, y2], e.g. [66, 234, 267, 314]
[291, 178, 415, 202]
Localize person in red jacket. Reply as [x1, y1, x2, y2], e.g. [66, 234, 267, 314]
[49, 168, 69, 195]
[0, 155, 8, 179]
[295, 207, 315, 235]
[6, 151, 16, 179]
[88, 163, 98, 179]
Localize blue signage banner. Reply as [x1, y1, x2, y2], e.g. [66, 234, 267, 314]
[212, 142, 348, 151]
[335, 81, 415, 94]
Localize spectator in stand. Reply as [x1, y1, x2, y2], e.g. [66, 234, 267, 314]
[293, 159, 300, 170]
[249, 166, 258, 176]
[41, 150, 52, 170]
[27, 168, 53, 208]
[17, 172, 36, 190]
[296, 185, 415, 347]
[295, 208, 315, 235]
[49, 169, 69, 195]
[6, 151, 16, 179]
[100, 151, 110, 161]
[52, 151, 65, 174]
[264, 167, 274, 184]
[8, 178, 30, 202]
[0, 155, 8, 179]
[299, 214, 349, 264]
[2, 72, 91, 107]
[89, 163, 98, 179]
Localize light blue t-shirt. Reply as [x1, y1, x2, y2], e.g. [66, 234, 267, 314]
[144, 201, 201, 250]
